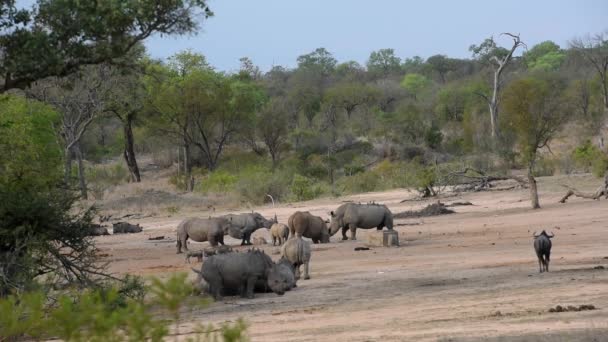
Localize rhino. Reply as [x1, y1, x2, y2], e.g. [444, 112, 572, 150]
[275, 257, 297, 290]
[281, 237, 312, 280]
[223, 212, 274, 245]
[533, 230, 554, 273]
[112, 222, 142, 234]
[269, 223, 290, 246]
[88, 224, 110, 236]
[329, 203, 394, 240]
[193, 249, 293, 300]
[288, 211, 330, 243]
[176, 217, 230, 254]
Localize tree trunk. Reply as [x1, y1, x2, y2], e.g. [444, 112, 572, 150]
[122, 116, 141, 182]
[527, 167, 540, 209]
[489, 71, 500, 139]
[183, 139, 194, 192]
[64, 147, 73, 186]
[74, 143, 87, 199]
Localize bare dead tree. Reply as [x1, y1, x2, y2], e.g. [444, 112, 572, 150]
[28, 66, 111, 199]
[570, 32, 608, 111]
[559, 175, 608, 203]
[475, 33, 526, 140]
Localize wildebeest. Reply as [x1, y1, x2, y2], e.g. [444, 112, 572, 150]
[176, 217, 231, 254]
[533, 230, 554, 273]
[223, 212, 274, 245]
[193, 249, 294, 300]
[288, 211, 330, 243]
[269, 223, 290, 246]
[329, 203, 393, 240]
[281, 237, 312, 280]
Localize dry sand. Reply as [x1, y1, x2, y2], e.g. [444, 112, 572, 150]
[96, 175, 608, 341]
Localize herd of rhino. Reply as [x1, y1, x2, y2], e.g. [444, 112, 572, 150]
[89, 201, 552, 300]
[178, 202, 394, 299]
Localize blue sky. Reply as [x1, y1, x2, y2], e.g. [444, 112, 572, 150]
[16, 0, 608, 72]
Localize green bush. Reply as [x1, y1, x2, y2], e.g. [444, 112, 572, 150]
[197, 170, 238, 193]
[0, 273, 248, 341]
[289, 174, 325, 201]
[337, 170, 381, 194]
[235, 166, 291, 204]
[592, 156, 608, 178]
[532, 155, 557, 177]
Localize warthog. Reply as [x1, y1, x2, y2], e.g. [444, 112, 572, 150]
[193, 249, 293, 300]
[223, 212, 274, 245]
[533, 230, 554, 273]
[288, 211, 330, 243]
[112, 222, 142, 234]
[329, 203, 393, 240]
[281, 237, 312, 280]
[269, 223, 289, 246]
[176, 217, 230, 254]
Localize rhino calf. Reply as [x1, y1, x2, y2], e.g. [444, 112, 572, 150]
[112, 222, 142, 234]
[281, 237, 312, 280]
[288, 211, 330, 243]
[533, 230, 554, 273]
[270, 223, 289, 246]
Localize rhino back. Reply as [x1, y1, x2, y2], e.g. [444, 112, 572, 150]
[183, 218, 211, 242]
[346, 204, 390, 228]
[282, 237, 311, 264]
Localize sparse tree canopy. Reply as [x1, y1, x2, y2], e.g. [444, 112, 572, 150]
[0, 0, 213, 92]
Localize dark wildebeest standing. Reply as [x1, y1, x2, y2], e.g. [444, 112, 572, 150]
[533, 230, 554, 273]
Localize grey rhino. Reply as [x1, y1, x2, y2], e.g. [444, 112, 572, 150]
[288, 211, 330, 243]
[533, 230, 554, 273]
[269, 223, 289, 246]
[223, 212, 274, 245]
[112, 222, 142, 234]
[193, 249, 293, 300]
[89, 224, 110, 236]
[281, 237, 312, 280]
[329, 203, 394, 240]
[176, 217, 230, 254]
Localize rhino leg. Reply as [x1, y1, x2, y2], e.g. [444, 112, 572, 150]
[341, 226, 349, 240]
[207, 277, 223, 300]
[303, 262, 310, 280]
[349, 225, 357, 240]
[294, 265, 301, 280]
[177, 234, 188, 254]
[245, 276, 256, 299]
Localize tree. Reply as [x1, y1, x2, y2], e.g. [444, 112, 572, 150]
[106, 68, 146, 183]
[238, 57, 261, 81]
[0, 0, 212, 92]
[502, 76, 569, 209]
[570, 32, 608, 111]
[257, 98, 289, 167]
[27, 65, 112, 199]
[425, 54, 456, 83]
[367, 48, 402, 79]
[400, 73, 429, 100]
[324, 83, 379, 118]
[335, 61, 366, 82]
[471, 33, 526, 140]
[523, 41, 565, 71]
[0, 95, 104, 296]
[296, 48, 337, 76]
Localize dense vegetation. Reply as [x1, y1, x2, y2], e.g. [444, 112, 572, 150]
[68, 32, 608, 208]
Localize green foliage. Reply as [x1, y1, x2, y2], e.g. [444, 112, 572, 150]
[289, 174, 325, 201]
[400, 73, 430, 98]
[367, 48, 402, 78]
[0, 0, 213, 92]
[524, 41, 565, 71]
[572, 140, 608, 176]
[425, 123, 443, 150]
[296, 48, 337, 76]
[532, 155, 557, 177]
[197, 170, 238, 193]
[234, 165, 292, 204]
[0, 274, 247, 341]
[0, 95, 62, 189]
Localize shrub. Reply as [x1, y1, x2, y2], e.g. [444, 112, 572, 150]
[289, 174, 325, 201]
[197, 170, 238, 194]
[0, 273, 248, 341]
[532, 155, 557, 177]
[235, 166, 291, 204]
[572, 140, 602, 172]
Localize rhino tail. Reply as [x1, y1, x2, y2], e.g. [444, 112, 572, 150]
[297, 237, 304, 264]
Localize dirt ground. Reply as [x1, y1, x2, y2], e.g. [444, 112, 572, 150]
[96, 175, 608, 341]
